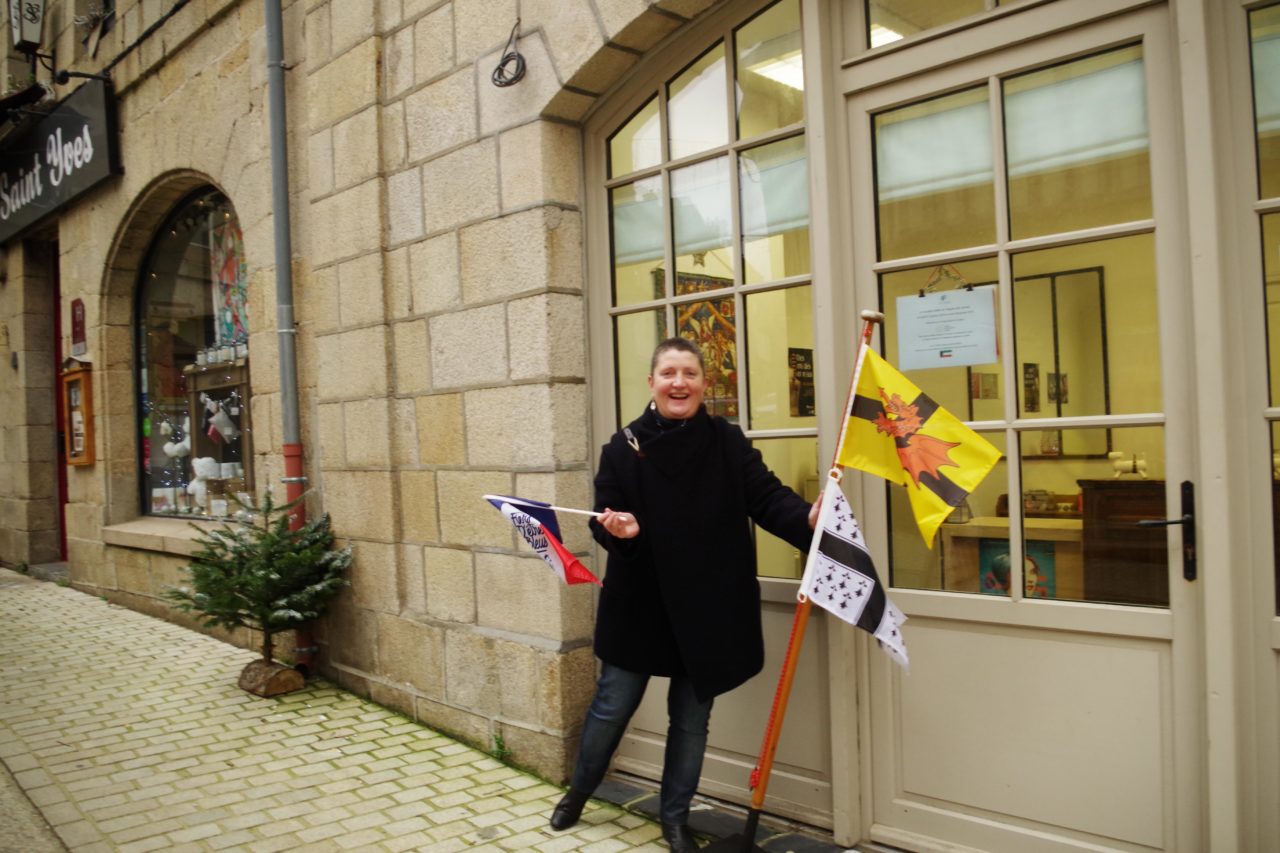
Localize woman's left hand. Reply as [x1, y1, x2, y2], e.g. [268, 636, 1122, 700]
[808, 491, 823, 530]
[600, 507, 640, 539]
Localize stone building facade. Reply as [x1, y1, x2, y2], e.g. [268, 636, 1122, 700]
[8, 1, 1280, 849]
[0, 0, 712, 783]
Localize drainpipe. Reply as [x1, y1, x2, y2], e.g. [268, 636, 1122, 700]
[264, 0, 316, 673]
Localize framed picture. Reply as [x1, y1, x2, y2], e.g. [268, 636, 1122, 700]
[1022, 362, 1040, 413]
[61, 363, 95, 466]
[978, 538, 1057, 598]
[788, 347, 815, 417]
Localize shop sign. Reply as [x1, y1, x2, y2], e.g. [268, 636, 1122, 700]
[0, 78, 121, 244]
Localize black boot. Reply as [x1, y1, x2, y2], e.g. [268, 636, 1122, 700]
[549, 788, 591, 830]
[661, 822, 701, 852]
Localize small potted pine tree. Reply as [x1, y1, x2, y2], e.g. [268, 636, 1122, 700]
[165, 491, 352, 696]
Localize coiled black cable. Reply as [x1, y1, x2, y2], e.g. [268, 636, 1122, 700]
[491, 19, 526, 87]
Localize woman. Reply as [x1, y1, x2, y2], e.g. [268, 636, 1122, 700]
[549, 337, 819, 852]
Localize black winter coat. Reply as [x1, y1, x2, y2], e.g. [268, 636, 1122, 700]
[590, 405, 814, 702]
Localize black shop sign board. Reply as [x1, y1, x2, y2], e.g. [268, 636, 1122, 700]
[0, 79, 122, 244]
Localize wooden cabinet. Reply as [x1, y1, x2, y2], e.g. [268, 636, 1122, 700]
[1078, 479, 1167, 606]
[183, 359, 253, 512]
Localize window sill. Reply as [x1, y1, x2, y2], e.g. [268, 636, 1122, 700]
[102, 517, 223, 557]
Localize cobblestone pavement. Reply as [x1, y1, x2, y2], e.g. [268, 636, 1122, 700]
[0, 569, 666, 852]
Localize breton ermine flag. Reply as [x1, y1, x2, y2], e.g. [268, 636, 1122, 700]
[799, 482, 908, 668]
[483, 495, 601, 586]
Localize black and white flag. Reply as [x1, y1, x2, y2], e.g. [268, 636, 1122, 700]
[799, 482, 909, 669]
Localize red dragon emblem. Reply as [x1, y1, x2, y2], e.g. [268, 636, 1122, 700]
[872, 390, 959, 486]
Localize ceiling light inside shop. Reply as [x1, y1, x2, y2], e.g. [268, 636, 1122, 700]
[748, 50, 804, 90]
[870, 24, 903, 47]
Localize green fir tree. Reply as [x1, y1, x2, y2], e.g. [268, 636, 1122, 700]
[165, 492, 352, 664]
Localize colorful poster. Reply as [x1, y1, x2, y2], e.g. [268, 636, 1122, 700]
[675, 274, 737, 419]
[210, 219, 249, 346]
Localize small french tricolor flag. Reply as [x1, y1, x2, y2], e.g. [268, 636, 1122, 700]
[483, 495, 602, 586]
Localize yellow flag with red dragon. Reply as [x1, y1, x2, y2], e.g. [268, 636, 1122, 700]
[838, 347, 1002, 547]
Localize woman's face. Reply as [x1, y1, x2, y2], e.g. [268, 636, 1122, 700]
[648, 349, 706, 420]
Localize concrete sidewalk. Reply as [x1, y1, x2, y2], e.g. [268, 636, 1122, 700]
[0, 568, 667, 852]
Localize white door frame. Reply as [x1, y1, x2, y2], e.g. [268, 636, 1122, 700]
[1218, 1, 1280, 849]
[834, 4, 1206, 849]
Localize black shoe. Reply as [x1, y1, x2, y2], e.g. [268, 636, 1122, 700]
[661, 822, 701, 852]
[549, 788, 590, 830]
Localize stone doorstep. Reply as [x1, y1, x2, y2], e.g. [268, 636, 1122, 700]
[26, 562, 69, 583]
[594, 774, 856, 853]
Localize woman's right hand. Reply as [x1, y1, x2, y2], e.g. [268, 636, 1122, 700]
[599, 508, 640, 539]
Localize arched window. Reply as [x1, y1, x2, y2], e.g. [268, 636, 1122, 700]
[136, 188, 252, 518]
[596, 0, 816, 578]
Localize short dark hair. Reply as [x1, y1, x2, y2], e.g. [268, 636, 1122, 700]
[649, 336, 705, 375]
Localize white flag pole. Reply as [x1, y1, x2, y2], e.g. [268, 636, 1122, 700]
[482, 494, 603, 519]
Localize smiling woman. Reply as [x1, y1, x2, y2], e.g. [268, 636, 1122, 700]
[648, 339, 707, 420]
[551, 333, 819, 850]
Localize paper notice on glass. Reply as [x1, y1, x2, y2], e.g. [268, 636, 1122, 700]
[896, 288, 998, 370]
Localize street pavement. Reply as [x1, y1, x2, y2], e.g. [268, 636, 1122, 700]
[0, 568, 668, 852]
[0, 748, 65, 852]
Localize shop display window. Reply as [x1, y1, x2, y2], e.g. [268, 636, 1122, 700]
[603, 0, 817, 578]
[136, 188, 252, 519]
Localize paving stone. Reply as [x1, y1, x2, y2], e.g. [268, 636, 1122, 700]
[0, 568, 845, 853]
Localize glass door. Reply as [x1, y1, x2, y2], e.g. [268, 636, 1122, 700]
[588, 0, 838, 826]
[845, 6, 1202, 851]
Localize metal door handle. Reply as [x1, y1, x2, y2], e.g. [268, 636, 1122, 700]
[1134, 480, 1196, 582]
[1136, 515, 1190, 527]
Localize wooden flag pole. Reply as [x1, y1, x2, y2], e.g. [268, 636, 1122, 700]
[705, 311, 883, 853]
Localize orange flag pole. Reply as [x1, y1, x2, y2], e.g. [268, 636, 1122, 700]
[705, 311, 883, 853]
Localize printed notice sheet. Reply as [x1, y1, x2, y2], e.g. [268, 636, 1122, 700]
[896, 288, 998, 370]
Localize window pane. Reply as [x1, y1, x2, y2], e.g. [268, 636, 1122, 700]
[614, 310, 667, 423]
[1012, 234, 1159, 418]
[1252, 4, 1280, 199]
[611, 177, 665, 307]
[669, 43, 729, 160]
[609, 96, 662, 178]
[671, 157, 734, 289]
[874, 88, 995, 261]
[754, 436, 819, 578]
[1264, 212, 1280, 405]
[677, 295, 738, 421]
[139, 189, 252, 519]
[736, 0, 805, 139]
[898, 432, 1008, 592]
[1022, 426, 1168, 606]
[1004, 46, 1152, 240]
[880, 258, 1001, 421]
[746, 285, 815, 430]
[866, 0, 985, 48]
[741, 136, 810, 284]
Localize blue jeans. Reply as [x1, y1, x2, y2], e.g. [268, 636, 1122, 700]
[569, 663, 714, 825]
